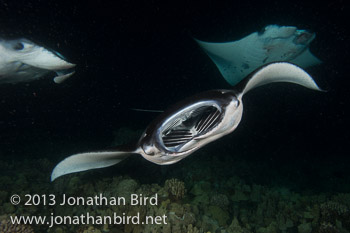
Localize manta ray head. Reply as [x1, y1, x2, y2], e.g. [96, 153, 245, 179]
[261, 25, 316, 47]
[293, 30, 315, 45]
[0, 38, 75, 84]
[2, 38, 75, 70]
[258, 25, 316, 62]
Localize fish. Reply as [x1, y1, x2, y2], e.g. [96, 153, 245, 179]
[51, 62, 322, 181]
[195, 25, 322, 86]
[0, 38, 75, 84]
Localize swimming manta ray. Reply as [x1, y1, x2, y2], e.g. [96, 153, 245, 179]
[0, 37, 75, 84]
[51, 62, 322, 181]
[195, 25, 322, 86]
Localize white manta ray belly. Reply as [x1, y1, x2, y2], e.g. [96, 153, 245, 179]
[50, 62, 322, 181]
[195, 25, 322, 86]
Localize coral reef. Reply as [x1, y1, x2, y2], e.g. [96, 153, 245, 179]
[210, 193, 230, 209]
[0, 215, 34, 233]
[319, 200, 350, 231]
[320, 201, 349, 218]
[318, 222, 340, 233]
[77, 226, 102, 233]
[186, 224, 200, 233]
[0, 140, 350, 233]
[165, 178, 186, 201]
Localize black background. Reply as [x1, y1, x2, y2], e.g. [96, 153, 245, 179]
[0, 0, 349, 186]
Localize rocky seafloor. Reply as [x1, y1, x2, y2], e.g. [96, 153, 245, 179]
[0, 128, 349, 233]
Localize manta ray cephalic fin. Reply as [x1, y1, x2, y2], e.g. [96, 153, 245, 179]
[53, 71, 76, 84]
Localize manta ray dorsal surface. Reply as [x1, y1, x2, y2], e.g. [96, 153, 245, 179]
[195, 25, 322, 86]
[50, 62, 322, 181]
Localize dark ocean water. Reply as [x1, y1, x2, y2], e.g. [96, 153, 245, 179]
[0, 1, 349, 232]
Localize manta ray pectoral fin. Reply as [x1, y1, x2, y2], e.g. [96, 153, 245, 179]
[195, 25, 321, 86]
[236, 62, 323, 97]
[194, 38, 250, 86]
[51, 150, 138, 181]
[290, 48, 322, 68]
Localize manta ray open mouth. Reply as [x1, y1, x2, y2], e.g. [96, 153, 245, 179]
[161, 105, 221, 149]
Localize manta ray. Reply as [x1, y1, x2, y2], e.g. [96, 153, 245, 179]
[195, 25, 322, 86]
[0, 37, 75, 84]
[51, 62, 322, 181]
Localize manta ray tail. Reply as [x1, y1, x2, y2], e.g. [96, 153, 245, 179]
[51, 148, 139, 181]
[235, 62, 322, 98]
